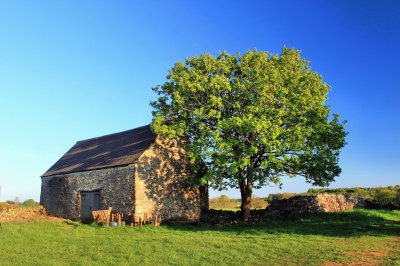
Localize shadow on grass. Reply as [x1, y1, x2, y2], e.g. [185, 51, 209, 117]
[62, 221, 80, 228]
[163, 210, 400, 238]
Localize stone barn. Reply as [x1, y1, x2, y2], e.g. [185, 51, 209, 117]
[40, 125, 208, 222]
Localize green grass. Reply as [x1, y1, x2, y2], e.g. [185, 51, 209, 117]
[0, 209, 399, 266]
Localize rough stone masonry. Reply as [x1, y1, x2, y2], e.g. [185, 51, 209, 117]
[201, 194, 365, 225]
[40, 125, 208, 222]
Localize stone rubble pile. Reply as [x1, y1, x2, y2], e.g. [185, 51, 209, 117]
[0, 205, 49, 222]
[315, 194, 365, 212]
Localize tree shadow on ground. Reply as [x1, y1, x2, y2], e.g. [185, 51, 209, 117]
[163, 210, 400, 238]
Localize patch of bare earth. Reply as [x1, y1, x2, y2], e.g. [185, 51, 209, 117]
[324, 237, 400, 266]
[324, 255, 382, 266]
[0, 204, 69, 222]
[343, 251, 386, 257]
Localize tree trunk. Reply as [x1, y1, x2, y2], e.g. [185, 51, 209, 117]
[239, 178, 253, 222]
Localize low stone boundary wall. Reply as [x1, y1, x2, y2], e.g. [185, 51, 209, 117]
[315, 194, 365, 211]
[200, 209, 270, 225]
[200, 194, 365, 225]
[267, 194, 365, 219]
[364, 200, 399, 210]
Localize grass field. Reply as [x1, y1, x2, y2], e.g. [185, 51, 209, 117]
[209, 195, 268, 210]
[0, 209, 399, 266]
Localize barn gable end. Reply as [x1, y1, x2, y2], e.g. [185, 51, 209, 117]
[134, 137, 208, 222]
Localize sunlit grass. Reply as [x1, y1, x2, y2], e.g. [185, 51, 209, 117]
[0, 209, 399, 266]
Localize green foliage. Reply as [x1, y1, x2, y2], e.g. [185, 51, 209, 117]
[373, 188, 399, 205]
[3, 198, 40, 208]
[4, 198, 40, 208]
[151, 48, 347, 194]
[0, 210, 399, 265]
[21, 199, 40, 208]
[219, 195, 230, 200]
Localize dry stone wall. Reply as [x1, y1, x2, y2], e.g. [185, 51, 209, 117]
[267, 194, 365, 219]
[201, 194, 365, 225]
[315, 194, 365, 212]
[40, 165, 135, 220]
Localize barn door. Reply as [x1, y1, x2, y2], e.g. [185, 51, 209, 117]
[92, 191, 100, 210]
[80, 191, 101, 222]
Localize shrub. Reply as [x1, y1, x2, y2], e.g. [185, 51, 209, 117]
[371, 188, 399, 206]
[22, 199, 40, 208]
[265, 192, 295, 202]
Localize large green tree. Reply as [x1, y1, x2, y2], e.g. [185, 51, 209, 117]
[151, 48, 347, 221]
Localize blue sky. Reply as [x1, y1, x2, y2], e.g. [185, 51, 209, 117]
[0, 1, 399, 201]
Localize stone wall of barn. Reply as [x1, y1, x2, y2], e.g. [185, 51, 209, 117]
[40, 165, 135, 220]
[135, 137, 208, 222]
[40, 136, 209, 222]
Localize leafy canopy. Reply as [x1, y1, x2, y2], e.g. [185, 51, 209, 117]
[151, 48, 347, 190]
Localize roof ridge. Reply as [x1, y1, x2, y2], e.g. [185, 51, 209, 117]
[77, 124, 152, 143]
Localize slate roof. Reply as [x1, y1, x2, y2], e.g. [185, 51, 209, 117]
[42, 125, 156, 177]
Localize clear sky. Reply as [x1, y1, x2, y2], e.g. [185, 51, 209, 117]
[0, 0, 399, 201]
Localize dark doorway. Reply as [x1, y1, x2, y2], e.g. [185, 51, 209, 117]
[80, 190, 101, 222]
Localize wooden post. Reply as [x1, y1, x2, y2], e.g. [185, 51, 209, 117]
[134, 213, 139, 227]
[154, 215, 161, 227]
